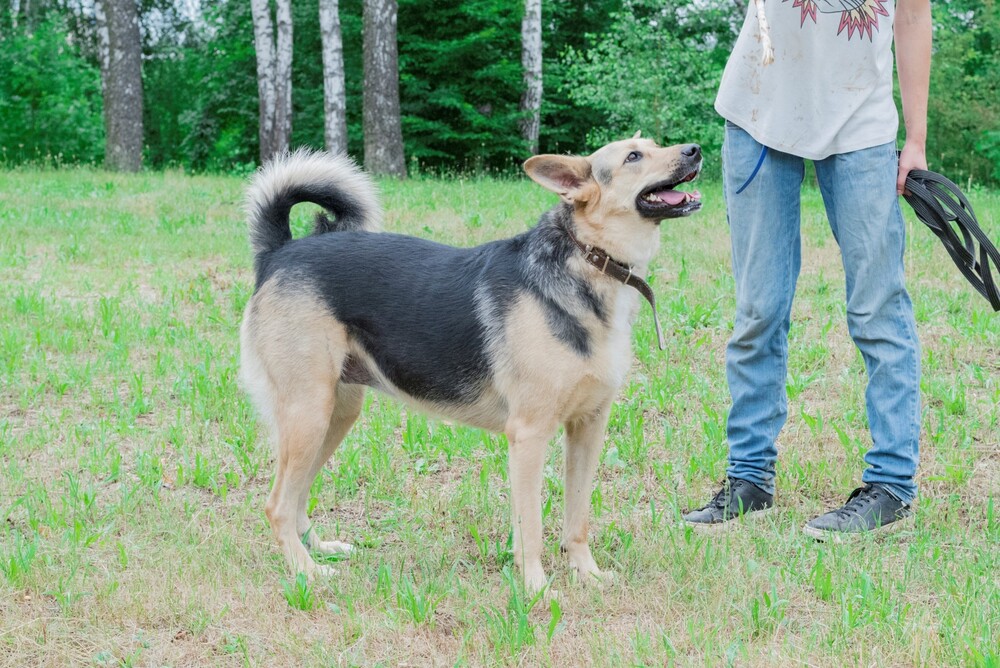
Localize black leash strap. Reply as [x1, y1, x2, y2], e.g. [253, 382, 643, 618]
[902, 169, 1000, 312]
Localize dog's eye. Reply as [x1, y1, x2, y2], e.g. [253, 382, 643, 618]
[625, 151, 642, 164]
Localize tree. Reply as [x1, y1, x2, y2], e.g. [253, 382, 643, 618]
[250, 0, 293, 163]
[98, 0, 144, 171]
[363, 0, 406, 176]
[319, 0, 348, 154]
[0, 16, 104, 164]
[922, 0, 1000, 184]
[519, 0, 542, 155]
[394, 0, 523, 170]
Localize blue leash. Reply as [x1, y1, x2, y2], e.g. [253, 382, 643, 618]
[735, 145, 768, 194]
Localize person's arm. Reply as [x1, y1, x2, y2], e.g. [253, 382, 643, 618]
[894, 0, 932, 195]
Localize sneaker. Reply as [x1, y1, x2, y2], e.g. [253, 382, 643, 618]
[682, 477, 774, 528]
[803, 483, 912, 542]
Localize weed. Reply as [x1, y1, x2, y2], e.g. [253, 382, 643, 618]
[281, 572, 319, 611]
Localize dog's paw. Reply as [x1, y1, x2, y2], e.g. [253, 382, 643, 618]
[314, 539, 354, 556]
[569, 564, 614, 589]
[306, 563, 338, 580]
[522, 569, 551, 601]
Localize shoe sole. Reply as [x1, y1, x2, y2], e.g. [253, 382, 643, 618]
[683, 506, 775, 533]
[802, 514, 913, 543]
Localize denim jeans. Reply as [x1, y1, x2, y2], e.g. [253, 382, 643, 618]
[721, 122, 921, 504]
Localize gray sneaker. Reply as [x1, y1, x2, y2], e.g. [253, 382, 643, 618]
[803, 484, 913, 542]
[682, 478, 774, 528]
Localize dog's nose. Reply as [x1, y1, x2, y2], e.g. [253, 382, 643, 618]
[681, 144, 701, 159]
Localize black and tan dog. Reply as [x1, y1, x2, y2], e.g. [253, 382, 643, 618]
[240, 135, 702, 594]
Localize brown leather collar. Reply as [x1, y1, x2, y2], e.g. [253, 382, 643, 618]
[562, 226, 666, 350]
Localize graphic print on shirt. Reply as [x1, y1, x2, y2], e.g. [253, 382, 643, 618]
[786, 0, 890, 40]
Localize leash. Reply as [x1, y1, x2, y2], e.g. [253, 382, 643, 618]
[563, 227, 667, 351]
[902, 169, 1000, 311]
[733, 145, 998, 311]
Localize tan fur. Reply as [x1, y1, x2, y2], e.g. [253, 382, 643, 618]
[493, 295, 627, 591]
[241, 136, 700, 594]
[240, 278, 358, 576]
[525, 136, 693, 273]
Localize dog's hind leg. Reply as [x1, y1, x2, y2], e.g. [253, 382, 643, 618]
[297, 383, 365, 556]
[506, 416, 558, 596]
[265, 383, 339, 578]
[562, 400, 612, 584]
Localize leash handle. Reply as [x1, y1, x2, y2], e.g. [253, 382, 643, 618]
[902, 168, 1000, 311]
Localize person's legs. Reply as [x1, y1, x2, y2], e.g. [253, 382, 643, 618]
[722, 123, 805, 496]
[813, 141, 921, 506]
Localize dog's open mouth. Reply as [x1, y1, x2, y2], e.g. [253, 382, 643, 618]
[637, 168, 702, 220]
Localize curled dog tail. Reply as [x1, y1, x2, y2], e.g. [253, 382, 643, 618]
[245, 148, 382, 260]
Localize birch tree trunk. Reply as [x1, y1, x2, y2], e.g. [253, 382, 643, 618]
[100, 0, 143, 172]
[251, 0, 293, 163]
[94, 0, 110, 98]
[363, 0, 406, 177]
[519, 0, 543, 155]
[319, 0, 348, 155]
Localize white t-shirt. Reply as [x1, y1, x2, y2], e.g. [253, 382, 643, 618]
[715, 0, 899, 160]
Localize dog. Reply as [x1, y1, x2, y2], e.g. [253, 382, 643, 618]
[239, 134, 702, 594]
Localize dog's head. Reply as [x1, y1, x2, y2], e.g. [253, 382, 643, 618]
[524, 133, 702, 265]
[524, 132, 702, 221]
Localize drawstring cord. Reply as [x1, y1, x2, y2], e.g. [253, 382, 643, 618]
[754, 0, 775, 65]
[735, 145, 768, 194]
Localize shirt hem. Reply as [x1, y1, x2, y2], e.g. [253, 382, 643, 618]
[715, 104, 899, 160]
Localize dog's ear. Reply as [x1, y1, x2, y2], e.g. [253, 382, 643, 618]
[523, 155, 594, 204]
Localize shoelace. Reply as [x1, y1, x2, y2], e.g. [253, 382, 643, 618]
[709, 486, 730, 509]
[708, 479, 743, 510]
[834, 484, 880, 519]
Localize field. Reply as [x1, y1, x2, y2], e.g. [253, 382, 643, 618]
[0, 167, 997, 666]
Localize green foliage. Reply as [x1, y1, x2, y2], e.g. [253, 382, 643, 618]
[539, 0, 624, 153]
[1, 0, 999, 184]
[398, 0, 525, 171]
[923, 0, 1000, 185]
[144, 0, 260, 171]
[0, 18, 104, 165]
[281, 572, 319, 611]
[560, 0, 737, 162]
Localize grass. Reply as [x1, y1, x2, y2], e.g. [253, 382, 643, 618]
[0, 165, 997, 666]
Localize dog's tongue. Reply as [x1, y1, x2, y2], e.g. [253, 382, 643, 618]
[655, 190, 690, 205]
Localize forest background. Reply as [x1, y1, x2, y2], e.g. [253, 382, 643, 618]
[1, 0, 999, 184]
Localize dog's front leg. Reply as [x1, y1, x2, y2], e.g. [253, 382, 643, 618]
[505, 417, 556, 596]
[562, 400, 613, 584]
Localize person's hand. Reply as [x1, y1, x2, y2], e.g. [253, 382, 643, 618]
[897, 140, 927, 196]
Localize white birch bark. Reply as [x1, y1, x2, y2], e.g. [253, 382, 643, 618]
[250, 0, 277, 161]
[275, 0, 293, 150]
[250, 0, 292, 163]
[319, 0, 348, 155]
[363, 0, 406, 177]
[519, 0, 543, 155]
[94, 0, 110, 99]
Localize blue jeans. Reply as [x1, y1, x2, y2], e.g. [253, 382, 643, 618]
[722, 122, 920, 504]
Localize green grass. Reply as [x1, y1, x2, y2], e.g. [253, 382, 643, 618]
[0, 166, 998, 666]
